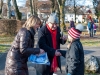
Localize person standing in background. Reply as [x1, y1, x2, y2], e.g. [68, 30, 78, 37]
[70, 18, 75, 28]
[87, 20, 93, 37]
[93, 23, 97, 35]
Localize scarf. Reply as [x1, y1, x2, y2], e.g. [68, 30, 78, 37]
[46, 24, 58, 72]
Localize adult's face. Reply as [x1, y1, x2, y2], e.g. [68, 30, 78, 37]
[48, 22, 57, 30]
[33, 23, 41, 30]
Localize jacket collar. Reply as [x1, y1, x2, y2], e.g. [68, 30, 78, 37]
[73, 39, 80, 42]
[28, 27, 36, 39]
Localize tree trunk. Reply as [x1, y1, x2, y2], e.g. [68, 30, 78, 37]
[33, 0, 37, 15]
[7, 0, 11, 19]
[30, 0, 33, 15]
[59, 0, 66, 31]
[75, 11, 76, 23]
[74, 0, 76, 23]
[12, 0, 22, 20]
[98, 16, 100, 31]
[0, 0, 3, 18]
[56, 4, 60, 27]
[50, 0, 55, 13]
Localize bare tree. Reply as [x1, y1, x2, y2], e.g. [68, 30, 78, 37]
[93, 0, 100, 30]
[50, 0, 57, 13]
[57, 0, 66, 31]
[66, 0, 84, 23]
[12, 0, 22, 20]
[26, 0, 37, 15]
[7, 0, 11, 19]
[30, 0, 33, 15]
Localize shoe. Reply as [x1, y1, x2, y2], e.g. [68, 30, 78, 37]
[53, 73, 57, 75]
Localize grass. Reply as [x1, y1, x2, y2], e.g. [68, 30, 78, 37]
[0, 35, 100, 75]
[0, 31, 100, 53]
[0, 36, 14, 53]
[81, 39, 100, 47]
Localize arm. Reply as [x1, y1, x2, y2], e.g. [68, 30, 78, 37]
[38, 28, 55, 57]
[58, 50, 66, 58]
[68, 43, 80, 75]
[19, 30, 40, 55]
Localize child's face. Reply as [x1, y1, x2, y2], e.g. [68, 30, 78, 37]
[68, 34, 73, 43]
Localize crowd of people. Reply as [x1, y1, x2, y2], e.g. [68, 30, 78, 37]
[5, 13, 87, 75]
[69, 18, 98, 37]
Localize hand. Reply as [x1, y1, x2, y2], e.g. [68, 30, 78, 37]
[61, 35, 67, 41]
[67, 73, 71, 75]
[55, 50, 61, 56]
[40, 49, 45, 54]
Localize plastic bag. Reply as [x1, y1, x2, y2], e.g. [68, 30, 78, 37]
[28, 53, 50, 65]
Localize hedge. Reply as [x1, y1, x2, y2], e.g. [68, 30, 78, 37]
[0, 19, 25, 36]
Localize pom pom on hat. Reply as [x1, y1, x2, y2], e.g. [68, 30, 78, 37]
[76, 24, 84, 32]
[68, 27, 81, 39]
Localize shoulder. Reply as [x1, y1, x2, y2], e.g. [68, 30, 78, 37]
[40, 25, 46, 31]
[72, 40, 83, 50]
[71, 40, 80, 48]
[18, 28, 30, 37]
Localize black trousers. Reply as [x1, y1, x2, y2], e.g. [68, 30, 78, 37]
[89, 28, 93, 37]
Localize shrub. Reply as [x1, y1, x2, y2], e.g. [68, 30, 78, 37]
[0, 19, 17, 35]
[0, 19, 25, 36]
[16, 20, 25, 32]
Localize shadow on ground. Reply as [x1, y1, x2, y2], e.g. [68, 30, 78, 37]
[0, 53, 7, 70]
[84, 50, 95, 55]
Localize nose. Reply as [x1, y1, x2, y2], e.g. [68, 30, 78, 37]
[53, 24, 57, 28]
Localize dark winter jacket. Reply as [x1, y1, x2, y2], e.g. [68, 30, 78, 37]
[38, 25, 66, 73]
[70, 21, 75, 28]
[5, 28, 40, 75]
[60, 39, 84, 75]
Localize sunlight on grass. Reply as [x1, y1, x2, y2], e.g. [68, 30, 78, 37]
[0, 36, 14, 53]
[81, 39, 100, 47]
[0, 45, 11, 53]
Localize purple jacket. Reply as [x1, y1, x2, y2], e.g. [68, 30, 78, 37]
[70, 21, 75, 28]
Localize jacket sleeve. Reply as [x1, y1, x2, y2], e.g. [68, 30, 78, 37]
[38, 28, 55, 57]
[58, 50, 66, 58]
[19, 30, 40, 55]
[68, 43, 80, 75]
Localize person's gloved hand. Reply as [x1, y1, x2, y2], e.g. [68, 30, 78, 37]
[67, 73, 71, 75]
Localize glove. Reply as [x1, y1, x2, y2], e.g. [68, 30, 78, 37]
[67, 73, 71, 75]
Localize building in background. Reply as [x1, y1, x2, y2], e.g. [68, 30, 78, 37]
[37, 0, 51, 21]
[26, 0, 52, 21]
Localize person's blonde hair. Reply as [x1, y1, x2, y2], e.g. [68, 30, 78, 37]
[23, 15, 41, 30]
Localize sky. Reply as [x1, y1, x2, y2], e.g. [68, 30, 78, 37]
[4, 0, 93, 7]
[4, 0, 26, 7]
[65, 0, 93, 7]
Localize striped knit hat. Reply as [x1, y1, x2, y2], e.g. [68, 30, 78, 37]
[68, 27, 81, 39]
